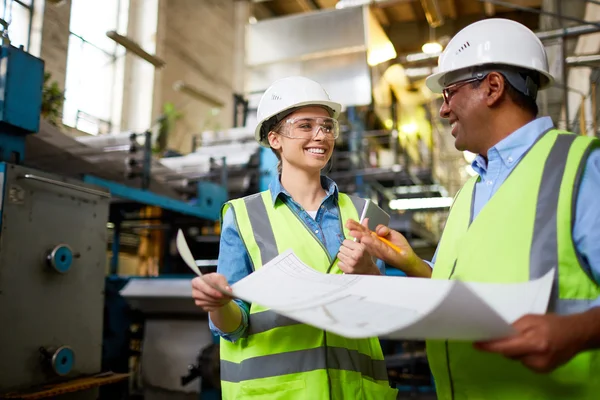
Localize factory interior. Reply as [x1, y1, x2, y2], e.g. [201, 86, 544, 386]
[1, 0, 599, 399]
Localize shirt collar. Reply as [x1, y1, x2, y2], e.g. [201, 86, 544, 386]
[472, 116, 554, 175]
[268, 174, 339, 206]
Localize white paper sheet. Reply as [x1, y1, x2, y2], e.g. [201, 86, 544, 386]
[229, 250, 554, 341]
[176, 233, 554, 341]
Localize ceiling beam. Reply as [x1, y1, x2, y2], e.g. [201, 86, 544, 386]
[419, 0, 445, 27]
[296, 0, 320, 11]
[483, 1, 496, 16]
[371, 6, 390, 26]
[251, 2, 275, 19]
[447, 0, 458, 20]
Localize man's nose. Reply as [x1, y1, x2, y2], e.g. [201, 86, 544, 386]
[439, 100, 450, 119]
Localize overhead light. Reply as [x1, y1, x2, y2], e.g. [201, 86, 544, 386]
[106, 31, 165, 68]
[400, 122, 418, 135]
[389, 197, 453, 211]
[404, 67, 433, 78]
[173, 81, 224, 108]
[336, 0, 371, 9]
[422, 41, 443, 55]
[405, 52, 439, 62]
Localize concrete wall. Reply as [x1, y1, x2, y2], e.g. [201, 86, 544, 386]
[39, 0, 71, 92]
[36, 0, 242, 152]
[155, 0, 238, 153]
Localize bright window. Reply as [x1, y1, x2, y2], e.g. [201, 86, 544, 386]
[1, 0, 33, 51]
[63, 0, 129, 135]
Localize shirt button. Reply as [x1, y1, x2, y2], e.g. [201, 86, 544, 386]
[507, 157, 514, 163]
[487, 180, 493, 185]
[315, 230, 319, 234]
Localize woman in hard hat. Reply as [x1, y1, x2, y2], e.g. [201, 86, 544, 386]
[191, 76, 398, 399]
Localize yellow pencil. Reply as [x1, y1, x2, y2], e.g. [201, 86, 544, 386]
[370, 231, 404, 255]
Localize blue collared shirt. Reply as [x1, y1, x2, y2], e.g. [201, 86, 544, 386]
[429, 116, 600, 309]
[209, 175, 386, 342]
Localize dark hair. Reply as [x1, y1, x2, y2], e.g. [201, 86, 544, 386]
[504, 79, 539, 117]
[471, 72, 539, 117]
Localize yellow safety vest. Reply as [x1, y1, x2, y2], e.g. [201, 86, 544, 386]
[219, 190, 399, 399]
[427, 130, 600, 399]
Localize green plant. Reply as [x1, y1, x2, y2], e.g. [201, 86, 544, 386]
[155, 102, 184, 154]
[41, 72, 65, 126]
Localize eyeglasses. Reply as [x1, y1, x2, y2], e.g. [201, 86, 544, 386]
[278, 117, 339, 141]
[442, 75, 487, 104]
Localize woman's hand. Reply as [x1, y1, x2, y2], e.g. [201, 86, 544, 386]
[191, 273, 234, 312]
[337, 238, 380, 275]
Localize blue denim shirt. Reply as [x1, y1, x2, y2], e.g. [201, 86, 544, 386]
[209, 175, 386, 342]
[428, 117, 600, 309]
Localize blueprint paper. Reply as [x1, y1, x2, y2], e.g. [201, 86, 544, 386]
[228, 250, 554, 341]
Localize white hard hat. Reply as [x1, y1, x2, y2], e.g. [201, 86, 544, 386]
[425, 18, 554, 94]
[254, 76, 342, 147]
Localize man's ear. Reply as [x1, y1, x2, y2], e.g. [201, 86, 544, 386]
[268, 131, 281, 150]
[486, 72, 506, 107]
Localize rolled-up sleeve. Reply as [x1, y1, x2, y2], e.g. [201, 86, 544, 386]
[208, 207, 253, 342]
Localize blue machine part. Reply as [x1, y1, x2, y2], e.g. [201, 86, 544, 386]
[0, 45, 44, 163]
[51, 346, 75, 376]
[194, 181, 228, 221]
[259, 146, 278, 192]
[0, 162, 5, 230]
[47, 244, 74, 273]
[82, 175, 221, 221]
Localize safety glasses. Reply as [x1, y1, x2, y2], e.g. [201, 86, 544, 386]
[278, 116, 340, 141]
[442, 74, 488, 104]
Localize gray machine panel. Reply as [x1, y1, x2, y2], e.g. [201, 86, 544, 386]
[0, 163, 110, 393]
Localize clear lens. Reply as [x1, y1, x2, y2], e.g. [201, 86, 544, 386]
[280, 117, 339, 140]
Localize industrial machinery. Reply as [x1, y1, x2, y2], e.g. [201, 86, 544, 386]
[0, 44, 127, 399]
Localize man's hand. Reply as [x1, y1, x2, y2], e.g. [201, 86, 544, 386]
[474, 310, 600, 373]
[345, 218, 431, 278]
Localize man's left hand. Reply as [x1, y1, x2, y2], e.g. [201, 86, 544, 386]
[474, 313, 587, 373]
[337, 239, 380, 275]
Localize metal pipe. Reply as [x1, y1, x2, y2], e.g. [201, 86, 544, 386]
[566, 54, 600, 66]
[593, 82, 598, 137]
[579, 94, 587, 136]
[478, 0, 600, 29]
[536, 24, 600, 41]
[561, 40, 570, 131]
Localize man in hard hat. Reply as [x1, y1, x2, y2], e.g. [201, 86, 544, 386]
[347, 18, 600, 399]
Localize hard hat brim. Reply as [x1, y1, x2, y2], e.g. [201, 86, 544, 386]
[426, 65, 555, 94]
[254, 100, 342, 147]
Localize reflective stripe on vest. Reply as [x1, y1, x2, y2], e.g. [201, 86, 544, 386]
[221, 346, 389, 383]
[428, 131, 600, 400]
[242, 192, 366, 267]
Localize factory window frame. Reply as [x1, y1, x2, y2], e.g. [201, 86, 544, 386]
[1, 0, 34, 51]
[63, 0, 129, 135]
